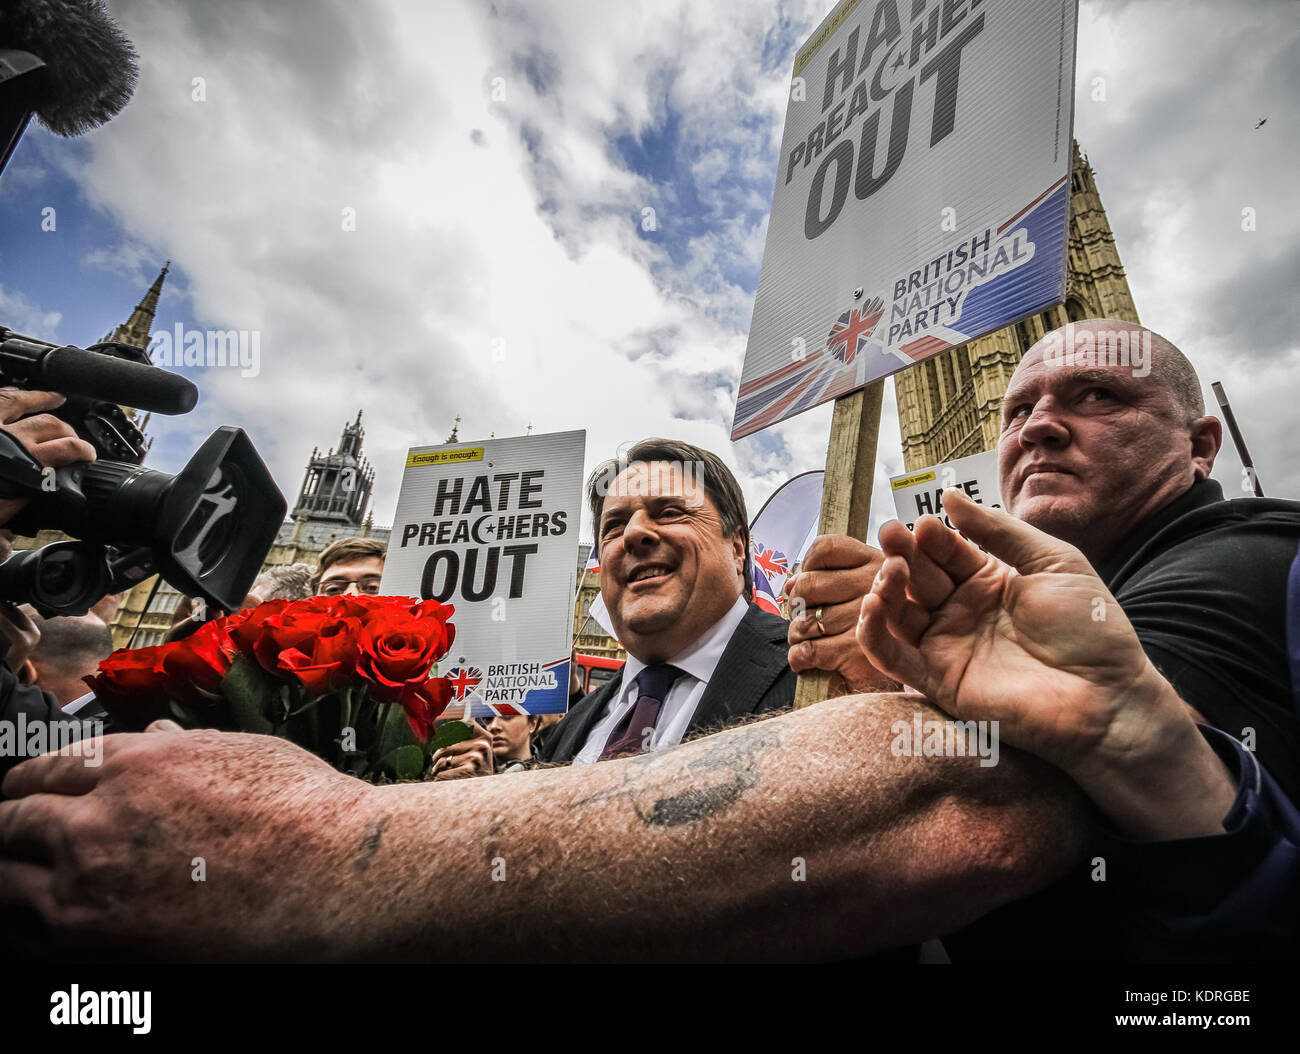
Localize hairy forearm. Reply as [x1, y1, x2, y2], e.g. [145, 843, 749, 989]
[319, 693, 1089, 961]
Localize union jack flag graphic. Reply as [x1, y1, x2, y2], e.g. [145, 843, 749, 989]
[751, 565, 784, 618]
[446, 666, 484, 702]
[751, 542, 789, 582]
[827, 296, 885, 367]
[728, 295, 888, 439]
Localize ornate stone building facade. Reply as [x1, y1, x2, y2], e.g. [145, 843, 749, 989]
[894, 143, 1141, 470]
[261, 411, 389, 571]
[573, 542, 625, 662]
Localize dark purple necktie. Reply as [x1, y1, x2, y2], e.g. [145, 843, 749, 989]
[600, 664, 682, 760]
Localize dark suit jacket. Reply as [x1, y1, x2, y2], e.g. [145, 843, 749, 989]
[543, 603, 795, 764]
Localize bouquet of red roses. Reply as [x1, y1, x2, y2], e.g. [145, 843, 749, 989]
[85, 594, 465, 780]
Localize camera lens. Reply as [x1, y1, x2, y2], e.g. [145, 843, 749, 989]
[0, 541, 111, 617]
[36, 547, 79, 599]
[173, 462, 245, 577]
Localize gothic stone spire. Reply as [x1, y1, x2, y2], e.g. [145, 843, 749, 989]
[107, 261, 169, 351]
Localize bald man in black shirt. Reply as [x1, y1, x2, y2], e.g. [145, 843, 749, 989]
[791, 317, 1300, 958]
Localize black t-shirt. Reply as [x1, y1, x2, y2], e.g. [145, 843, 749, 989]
[1095, 478, 1300, 800]
[944, 478, 1300, 961]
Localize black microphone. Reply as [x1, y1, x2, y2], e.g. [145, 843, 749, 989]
[0, 335, 198, 415]
[0, 0, 138, 177]
[42, 344, 198, 415]
[0, 0, 138, 136]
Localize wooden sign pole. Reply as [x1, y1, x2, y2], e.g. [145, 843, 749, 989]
[793, 378, 885, 709]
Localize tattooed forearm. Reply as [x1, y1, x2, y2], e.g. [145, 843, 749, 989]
[569, 720, 783, 827]
[354, 816, 388, 871]
[636, 778, 750, 827]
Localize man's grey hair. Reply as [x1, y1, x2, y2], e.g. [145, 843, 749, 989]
[252, 562, 316, 602]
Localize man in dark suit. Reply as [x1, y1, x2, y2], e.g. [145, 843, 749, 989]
[543, 438, 794, 765]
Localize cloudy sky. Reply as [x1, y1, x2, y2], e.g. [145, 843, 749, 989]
[1, 0, 1296, 545]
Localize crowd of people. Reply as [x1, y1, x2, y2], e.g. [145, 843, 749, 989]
[0, 318, 1297, 961]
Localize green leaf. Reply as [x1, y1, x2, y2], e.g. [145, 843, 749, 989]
[190, 684, 224, 704]
[220, 653, 277, 734]
[430, 720, 475, 751]
[379, 744, 426, 781]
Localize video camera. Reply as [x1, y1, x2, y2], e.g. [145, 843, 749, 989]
[0, 327, 286, 617]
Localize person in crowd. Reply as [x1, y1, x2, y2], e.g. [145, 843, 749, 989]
[484, 713, 543, 773]
[312, 538, 387, 596]
[541, 439, 800, 764]
[426, 717, 494, 781]
[1, 323, 1296, 960]
[15, 608, 113, 708]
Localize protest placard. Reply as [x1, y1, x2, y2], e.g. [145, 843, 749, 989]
[889, 448, 1001, 530]
[732, 0, 1078, 440]
[380, 429, 585, 716]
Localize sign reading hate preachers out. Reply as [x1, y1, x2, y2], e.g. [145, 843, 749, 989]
[733, 0, 1078, 439]
[890, 448, 1000, 530]
[380, 430, 584, 717]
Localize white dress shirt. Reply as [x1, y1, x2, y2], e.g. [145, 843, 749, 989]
[572, 595, 750, 764]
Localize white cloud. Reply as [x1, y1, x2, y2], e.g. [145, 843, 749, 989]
[1074, 0, 1300, 497]
[0, 285, 63, 339]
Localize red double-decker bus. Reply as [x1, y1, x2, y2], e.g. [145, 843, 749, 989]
[573, 652, 624, 695]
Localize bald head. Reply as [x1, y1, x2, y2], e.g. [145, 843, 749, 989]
[997, 319, 1221, 561]
[1022, 319, 1203, 422]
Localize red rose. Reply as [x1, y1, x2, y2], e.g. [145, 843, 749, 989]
[159, 618, 236, 702]
[225, 599, 291, 653]
[252, 606, 342, 679]
[84, 644, 174, 725]
[292, 595, 345, 616]
[355, 608, 454, 704]
[275, 616, 363, 692]
[409, 599, 457, 636]
[325, 594, 422, 620]
[398, 675, 453, 741]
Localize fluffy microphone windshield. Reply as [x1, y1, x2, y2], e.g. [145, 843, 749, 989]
[0, 0, 139, 135]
